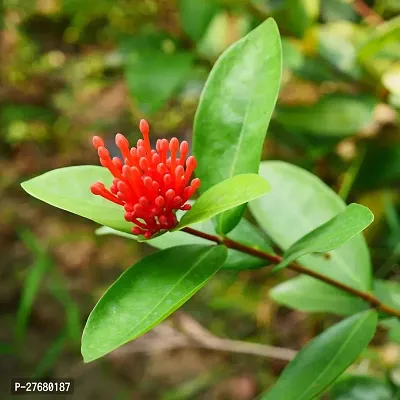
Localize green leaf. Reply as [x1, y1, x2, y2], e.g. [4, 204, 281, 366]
[250, 161, 372, 315]
[193, 18, 281, 234]
[354, 142, 400, 190]
[380, 318, 400, 344]
[327, 375, 394, 400]
[21, 166, 132, 233]
[97, 217, 274, 270]
[269, 276, 368, 316]
[15, 230, 53, 343]
[178, 0, 219, 42]
[122, 32, 194, 115]
[81, 244, 227, 362]
[320, 0, 358, 22]
[374, 279, 400, 312]
[358, 16, 400, 61]
[274, 0, 320, 38]
[274, 203, 374, 272]
[261, 310, 378, 400]
[275, 94, 378, 136]
[249, 161, 371, 292]
[317, 21, 366, 79]
[174, 174, 270, 231]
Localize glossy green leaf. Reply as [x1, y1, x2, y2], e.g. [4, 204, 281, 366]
[175, 174, 270, 231]
[274, 203, 374, 272]
[327, 375, 394, 400]
[97, 216, 273, 270]
[122, 33, 194, 114]
[269, 276, 368, 316]
[275, 94, 378, 136]
[21, 166, 132, 233]
[262, 310, 378, 400]
[82, 244, 227, 362]
[193, 18, 281, 234]
[249, 161, 371, 292]
[178, 0, 219, 42]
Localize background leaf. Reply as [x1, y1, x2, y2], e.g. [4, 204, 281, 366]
[326, 375, 394, 400]
[275, 94, 378, 136]
[175, 174, 270, 230]
[249, 161, 371, 290]
[274, 203, 374, 271]
[193, 17, 281, 234]
[82, 244, 227, 362]
[273, 0, 320, 38]
[269, 276, 368, 316]
[376, 280, 400, 343]
[374, 279, 400, 311]
[358, 16, 400, 61]
[122, 32, 194, 115]
[261, 310, 378, 400]
[21, 166, 132, 233]
[97, 217, 274, 270]
[178, 0, 219, 42]
[249, 161, 371, 315]
[354, 142, 400, 190]
[15, 230, 52, 343]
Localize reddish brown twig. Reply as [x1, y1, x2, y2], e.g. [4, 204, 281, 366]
[182, 227, 400, 318]
[353, 0, 384, 25]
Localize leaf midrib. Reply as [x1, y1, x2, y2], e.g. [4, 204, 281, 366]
[218, 37, 259, 232]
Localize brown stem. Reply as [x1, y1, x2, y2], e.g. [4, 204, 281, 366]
[353, 0, 384, 25]
[182, 227, 400, 319]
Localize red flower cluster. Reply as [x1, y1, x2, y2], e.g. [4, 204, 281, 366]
[90, 120, 200, 238]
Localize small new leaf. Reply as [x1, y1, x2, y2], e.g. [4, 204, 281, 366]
[273, 203, 374, 272]
[174, 174, 270, 230]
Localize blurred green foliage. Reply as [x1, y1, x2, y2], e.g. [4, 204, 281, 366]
[1, 0, 400, 398]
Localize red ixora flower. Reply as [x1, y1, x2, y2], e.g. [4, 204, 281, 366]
[90, 120, 200, 239]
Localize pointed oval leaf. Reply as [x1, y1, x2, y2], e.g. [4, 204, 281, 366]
[249, 161, 371, 292]
[97, 217, 274, 270]
[269, 276, 368, 316]
[193, 18, 282, 234]
[274, 203, 374, 272]
[21, 166, 132, 233]
[82, 244, 227, 362]
[262, 310, 378, 400]
[175, 174, 270, 231]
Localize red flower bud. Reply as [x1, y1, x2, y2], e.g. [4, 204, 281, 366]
[90, 120, 200, 238]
